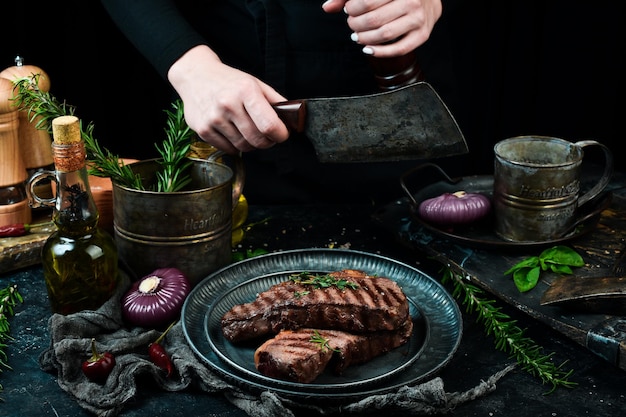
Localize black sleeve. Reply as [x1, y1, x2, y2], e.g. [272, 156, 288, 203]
[100, 0, 207, 79]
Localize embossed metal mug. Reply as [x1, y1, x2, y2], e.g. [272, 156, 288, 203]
[493, 136, 613, 242]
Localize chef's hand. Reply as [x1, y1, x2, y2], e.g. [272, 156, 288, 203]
[167, 45, 290, 154]
[322, 0, 442, 57]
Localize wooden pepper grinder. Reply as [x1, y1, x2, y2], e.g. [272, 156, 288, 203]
[368, 51, 425, 91]
[0, 76, 31, 227]
[0, 56, 54, 176]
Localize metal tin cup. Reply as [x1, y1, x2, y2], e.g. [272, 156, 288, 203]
[112, 153, 244, 286]
[493, 136, 613, 242]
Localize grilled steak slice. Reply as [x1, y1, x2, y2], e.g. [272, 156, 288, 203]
[221, 269, 409, 342]
[254, 319, 413, 383]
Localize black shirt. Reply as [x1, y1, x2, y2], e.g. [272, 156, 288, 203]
[100, 0, 427, 204]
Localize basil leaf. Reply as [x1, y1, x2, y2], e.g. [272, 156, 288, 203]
[550, 264, 573, 275]
[503, 256, 539, 276]
[504, 245, 584, 293]
[513, 266, 541, 292]
[540, 245, 584, 267]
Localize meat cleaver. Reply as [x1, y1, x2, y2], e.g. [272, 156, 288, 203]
[540, 276, 626, 315]
[272, 54, 468, 163]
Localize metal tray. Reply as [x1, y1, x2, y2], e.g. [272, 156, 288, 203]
[400, 163, 611, 249]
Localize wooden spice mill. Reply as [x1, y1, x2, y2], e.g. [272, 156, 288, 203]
[0, 56, 53, 227]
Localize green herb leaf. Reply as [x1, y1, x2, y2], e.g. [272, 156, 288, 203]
[550, 264, 573, 275]
[231, 248, 269, 263]
[504, 246, 584, 292]
[0, 284, 24, 398]
[503, 256, 539, 275]
[540, 246, 584, 267]
[309, 330, 339, 353]
[290, 272, 360, 290]
[513, 266, 541, 292]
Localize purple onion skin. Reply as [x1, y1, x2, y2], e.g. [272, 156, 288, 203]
[418, 191, 492, 225]
[122, 267, 191, 329]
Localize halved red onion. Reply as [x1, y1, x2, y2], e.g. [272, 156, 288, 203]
[121, 267, 191, 329]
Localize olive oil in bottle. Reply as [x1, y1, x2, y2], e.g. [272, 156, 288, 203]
[40, 115, 119, 314]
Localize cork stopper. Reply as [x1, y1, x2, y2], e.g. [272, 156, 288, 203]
[51, 115, 86, 172]
[52, 115, 81, 144]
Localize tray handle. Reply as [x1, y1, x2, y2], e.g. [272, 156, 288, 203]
[399, 163, 462, 208]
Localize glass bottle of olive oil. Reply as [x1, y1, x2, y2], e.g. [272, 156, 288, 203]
[41, 115, 119, 314]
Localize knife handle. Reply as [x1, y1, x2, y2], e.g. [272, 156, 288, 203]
[368, 51, 425, 91]
[272, 100, 306, 133]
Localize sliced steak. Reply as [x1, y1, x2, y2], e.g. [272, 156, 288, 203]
[254, 319, 413, 383]
[221, 269, 409, 342]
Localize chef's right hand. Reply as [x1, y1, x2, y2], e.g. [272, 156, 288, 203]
[167, 45, 290, 154]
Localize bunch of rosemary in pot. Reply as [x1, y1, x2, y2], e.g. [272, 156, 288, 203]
[12, 74, 238, 285]
[11, 74, 193, 192]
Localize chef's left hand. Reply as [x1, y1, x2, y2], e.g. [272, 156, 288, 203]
[322, 0, 442, 57]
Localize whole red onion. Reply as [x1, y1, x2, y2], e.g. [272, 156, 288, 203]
[121, 267, 191, 329]
[418, 191, 492, 225]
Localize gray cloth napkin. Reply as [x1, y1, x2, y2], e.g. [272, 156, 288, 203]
[39, 275, 515, 417]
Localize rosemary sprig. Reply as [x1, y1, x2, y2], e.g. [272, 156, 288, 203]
[11, 75, 142, 189]
[290, 272, 360, 290]
[441, 266, 576, 393]
[11, 74, 192, 192]
[0, 284, 24, 396]
[154, 100, 193, 192]
[310, 330, 339, 353]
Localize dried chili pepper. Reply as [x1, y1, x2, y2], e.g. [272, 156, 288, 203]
[149, 321, 176, 377]
[82, 338, 116, 384]
[0, 223, 30, 237]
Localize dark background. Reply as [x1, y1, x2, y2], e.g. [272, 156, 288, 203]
[2, 1, 624, 177]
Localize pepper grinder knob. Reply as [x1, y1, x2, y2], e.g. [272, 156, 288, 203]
[368, 51, 425, 91]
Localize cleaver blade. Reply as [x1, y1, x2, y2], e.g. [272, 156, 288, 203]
[272, 81, 468, 163]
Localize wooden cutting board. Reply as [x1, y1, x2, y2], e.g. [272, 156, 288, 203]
[0, 213, 55, 274]
[374, 184, 626, 372]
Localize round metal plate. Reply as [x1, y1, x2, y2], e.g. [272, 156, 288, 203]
[181, 248, 462, 403]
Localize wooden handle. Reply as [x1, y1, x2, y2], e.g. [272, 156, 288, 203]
[272, 100, 306, 133]
[368, 51, 424, 91]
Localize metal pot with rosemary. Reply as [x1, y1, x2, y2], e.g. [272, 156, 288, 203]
[14, 76, 243, 287]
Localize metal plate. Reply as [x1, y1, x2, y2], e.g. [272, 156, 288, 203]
[181, 248, 462, 403]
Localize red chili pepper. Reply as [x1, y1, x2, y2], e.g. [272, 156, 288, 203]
[149, 321, 176, 377]
[82, 338, 116, 384]
[0, 223, 30, 237]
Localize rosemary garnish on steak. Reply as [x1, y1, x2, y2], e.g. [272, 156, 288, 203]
[309, 330, 340, 353]
[289, 272, 360, 290]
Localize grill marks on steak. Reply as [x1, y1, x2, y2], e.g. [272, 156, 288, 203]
[221, 269, 409, 342]
[254, 319, 414, 383]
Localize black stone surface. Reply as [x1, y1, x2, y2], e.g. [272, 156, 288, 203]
[1, 204, 624, 417]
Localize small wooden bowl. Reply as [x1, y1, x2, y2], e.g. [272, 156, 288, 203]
[89, 159, 138, 234]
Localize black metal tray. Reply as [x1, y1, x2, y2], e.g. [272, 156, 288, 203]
[399, 163, 611, 249]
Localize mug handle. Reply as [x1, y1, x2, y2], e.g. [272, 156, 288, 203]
[575, 140, 613, 207]
[207, 150, 245, 210]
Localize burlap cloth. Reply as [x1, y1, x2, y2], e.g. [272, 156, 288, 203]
[39, 275, 516, 417]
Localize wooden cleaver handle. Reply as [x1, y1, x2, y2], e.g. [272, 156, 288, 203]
[368, 51, 425, 91]
[272, 100, 306, 133]
[271, 52, 424, 132]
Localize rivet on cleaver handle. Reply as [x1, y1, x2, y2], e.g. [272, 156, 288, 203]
[272, 82, 468, 164]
